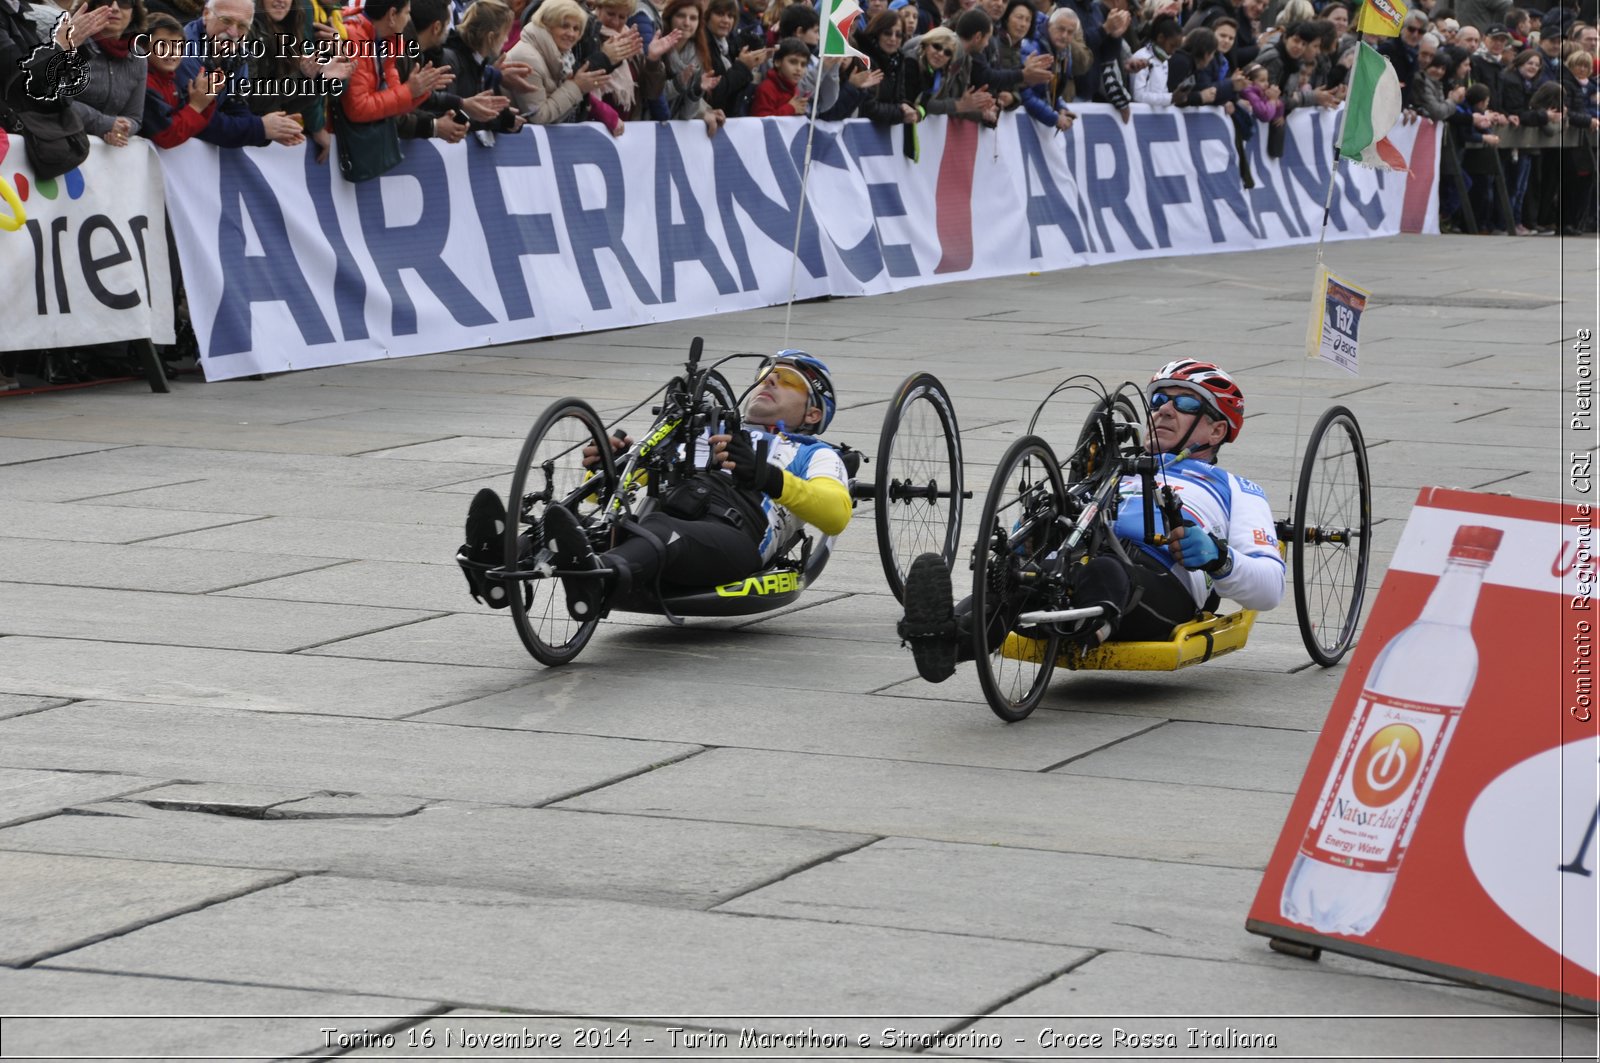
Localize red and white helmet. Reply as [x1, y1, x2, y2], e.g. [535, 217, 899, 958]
[1149, 359, 1245, 443]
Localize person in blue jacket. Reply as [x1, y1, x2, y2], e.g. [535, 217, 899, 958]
[176, 0, 306, 146]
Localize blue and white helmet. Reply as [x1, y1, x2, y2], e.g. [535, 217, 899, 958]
[767, 349, 837, 433]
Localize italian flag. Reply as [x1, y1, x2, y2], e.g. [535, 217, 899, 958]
[1339, 43, 1408, 172]
[821, 0, 870, 63]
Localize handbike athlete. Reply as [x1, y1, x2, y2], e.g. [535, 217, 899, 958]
[457, 351, 851, 619]
[899, 359, 1286, 682]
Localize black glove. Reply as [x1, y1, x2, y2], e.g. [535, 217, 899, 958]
[725, 430, 785, 497]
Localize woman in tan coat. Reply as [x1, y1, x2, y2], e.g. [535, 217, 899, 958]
[506, 0, 611, 123]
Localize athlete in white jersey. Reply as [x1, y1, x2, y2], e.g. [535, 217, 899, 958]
[457, 351, 851, 620]
[900, 359, 1284, 683]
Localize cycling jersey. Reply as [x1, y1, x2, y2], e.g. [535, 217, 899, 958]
[1112, 453, 1285, 612]
[676, 427, 851, 563]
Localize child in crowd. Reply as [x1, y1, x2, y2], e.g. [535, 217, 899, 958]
[751, 36, 811, 114]
[1239, 62, 1283, 123]
[139, 12, 219, 148]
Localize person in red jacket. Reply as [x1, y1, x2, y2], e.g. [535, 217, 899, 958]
[750, 36, 811, 115]
[139, 12, 221, 148]
[340, 0, 453, 124]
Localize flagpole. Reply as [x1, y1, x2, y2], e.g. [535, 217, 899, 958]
[1292, 114, 1345, 503]
[782, 59, 829, 346]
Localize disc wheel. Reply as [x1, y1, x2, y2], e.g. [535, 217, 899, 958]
[1068, 393, 1143, 489]
[972, 435, 1067, 722]
[1292, 405, 1372, 667]
[874, 372, 964, 602]
[506, 399, 616, 667]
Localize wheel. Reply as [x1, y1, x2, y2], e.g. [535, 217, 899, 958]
[971, 435, 1068, 722]
[1067, 393, 1142, 488]
[874, 372, 964, 602]
[1292, 405, 1372, 667]
[702, 369, 739, 419]
[506, 399, 616, 667]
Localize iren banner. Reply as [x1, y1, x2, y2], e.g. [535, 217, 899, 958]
[0, 136, 175, 352]
[158, 107, 1439, 380]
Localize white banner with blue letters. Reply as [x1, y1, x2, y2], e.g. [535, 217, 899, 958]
[158, 106, 1438, 381]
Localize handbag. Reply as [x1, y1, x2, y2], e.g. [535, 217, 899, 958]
[333, 47, 403, 183]
[15, 107, 90, 181]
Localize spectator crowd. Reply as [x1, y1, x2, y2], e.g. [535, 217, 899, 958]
[1, 0, 1595, 385]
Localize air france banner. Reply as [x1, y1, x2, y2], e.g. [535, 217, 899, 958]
[0, 136, 175, 352]
[1249, 488, 1599, 1013]
[158, 106, 1439, 380]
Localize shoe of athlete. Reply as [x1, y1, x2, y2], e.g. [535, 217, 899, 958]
[457, 488, 510, 609]
[898, 553, 958, 683]
[540, 503, 606, 622]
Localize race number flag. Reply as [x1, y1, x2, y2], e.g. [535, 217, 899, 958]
[1304, 265, 1368, 375]
[1339, 43, 1408, 170]
[821, 0, 869, 63]
[1354, 0, 1406, 36]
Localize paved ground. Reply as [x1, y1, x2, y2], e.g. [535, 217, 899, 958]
[0, 233, 1594, 1061]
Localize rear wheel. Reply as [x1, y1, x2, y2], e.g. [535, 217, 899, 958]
[875, 373, 964, 602]
[506, 399, 616, 667]
[971, 435, 1067, 722]
[1292, 405, 1372, 667]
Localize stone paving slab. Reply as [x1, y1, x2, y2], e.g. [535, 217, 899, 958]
[1, 412, 449, 455]
[0, 800, 871, 909]
[717, 837, 1445, 982]
[3, 499, 260, 544]
[875, 665, 1350, 731]
[970, 952, 1582, 1058]
[1052, 721, 1319, 794]
[1, 445, 496, 499]
[560, 748, 1289, 869]
[0, 849, 291, 966]
[0, 701, 701, 805]
[0, 536, 339, 593]
[143, 515, 461, 566]
[49, 875, 1086, 1031]
[419, 673, 1162, 771]
[98, 478, 476, 526]
[0, 693, 66, 721]
[217, 559, 477, 613]
[0, 582, 434, 652]
[130, 781, 316, 814]
[0, 638, 529, 715]
[0, 439, 123, 465]
[0, 767, 158, 829]
[0, 967, 438, 1061]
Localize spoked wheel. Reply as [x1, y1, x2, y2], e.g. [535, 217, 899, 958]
[875, 372, 964, 602]
[1068, 393, 1143, 488]
[506, 399, 616, 667]
[972, 435, 1068, 722]
[1292, 405, 1372, 667]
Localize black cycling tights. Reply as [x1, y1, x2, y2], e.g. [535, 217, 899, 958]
[601, 512, 762, 595]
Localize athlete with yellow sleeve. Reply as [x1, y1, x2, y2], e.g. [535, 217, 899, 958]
[458, 351, 850, 620]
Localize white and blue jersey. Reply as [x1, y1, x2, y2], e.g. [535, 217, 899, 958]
[1112, 454, 1285, 611]
[743, 428, 849, 562]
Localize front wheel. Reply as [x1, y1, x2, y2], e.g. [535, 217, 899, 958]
[972, 435, 1067, 722]
[875, 372, 965, 602]
[1292, 405, 1372, 667]
[506, 399, 616, 667]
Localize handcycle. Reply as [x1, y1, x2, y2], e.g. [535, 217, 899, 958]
[479, 339, 968, 666]
[966, 376, 1372, 721]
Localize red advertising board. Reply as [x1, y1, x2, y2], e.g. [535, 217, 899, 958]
[1248, 487, 1600, 1011]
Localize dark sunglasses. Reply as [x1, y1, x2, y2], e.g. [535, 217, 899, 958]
[91, 0, 135, 9]
[1150, 390, 1211, 415]
[928, 43, 953, 55]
